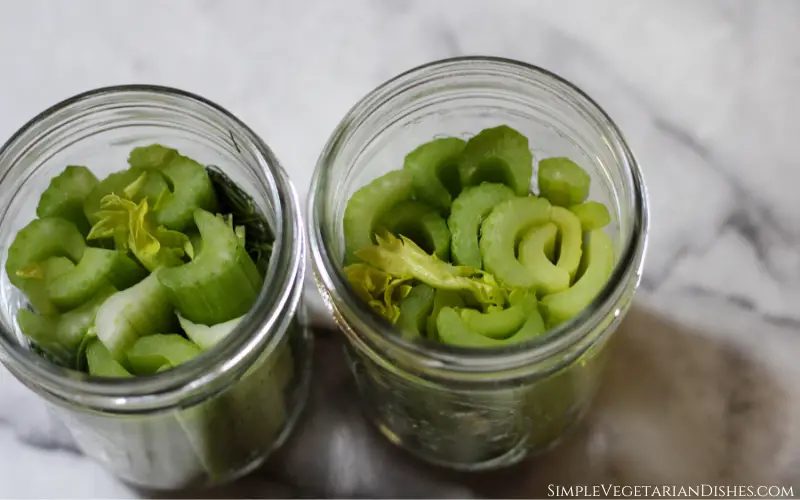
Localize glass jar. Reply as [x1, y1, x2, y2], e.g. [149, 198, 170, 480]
[0, 86, 312, 489]
[308, 57, 648, 470]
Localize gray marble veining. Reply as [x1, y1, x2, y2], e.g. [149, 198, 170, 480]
[0, 0, 798, 497]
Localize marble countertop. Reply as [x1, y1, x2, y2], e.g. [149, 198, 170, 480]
[2, 0, 800, 498]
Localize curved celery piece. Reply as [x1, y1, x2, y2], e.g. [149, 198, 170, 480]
[479, 197, 552, 289]
[127, 334, 203, 375]
[537, 157, 591, 207]
[46, 248, 147, 311]
[551, 207, 583, 281]
[84, 167, 168, 227]
[458, 291, 535, 339]
[570, 201, 611, 231]
[458, 126, 533, 197]
[539, 229, 615, 327]
[437, 305, 547, 348]
[396, 284, 435, 340]
[153, 155, 220, 232]
[86, 338, 132, 377]
[426, 289, 464, 342]
[36, 166, 99, 235]
[378, 201, 451, 260]
[177, 312, 242, 350]
[94, 273, 178, 361]
[6, 217, 86, 315]
[403, 137, 465, 212]
[17, 285, 116, 368]
[128, 144, 179, 169]
[343, 170, 414, 264]
[448, 183, 515, 269]
[158, 209, 262, 325]
[518, 223, 570, 296]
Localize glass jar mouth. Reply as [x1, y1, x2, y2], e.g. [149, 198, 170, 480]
[308, 56, 649, 377]
[0, 85, 305, 412]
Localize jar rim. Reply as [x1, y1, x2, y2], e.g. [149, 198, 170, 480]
[0, 84, 305, 412]
[308, 56, 649, 379]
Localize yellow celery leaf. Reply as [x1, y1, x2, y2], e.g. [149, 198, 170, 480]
[123, 172, 148, 200]
[344, 262, 412, 323]
[354, 232, 506, 308]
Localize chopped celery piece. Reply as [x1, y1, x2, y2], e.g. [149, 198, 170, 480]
[158, 209, 263, 325]
[458, 126, 533, 197]
[128, 144, 179, 169]
[518, 223, 570, 296]
[46, 248, 146, 311]
[438, 305, 546, 348]
[448, 183, 515, 269]
[540, 229, 615, 327]
[354, 232, 505, 309]
[6, 217, 86, 315]
[86, 338, 132, 377]
[177, 312, 243, 350]
[84, 167, 169, 227]
[377, 200, 451, 261]
[403, 137, 466, 212]
[479, 196, 552, 289]
[17, 285, 116, 368]
[396, 284, 435, 340]
[94, 273, 177, 361]
[537, 157, 591, 207]
[127, 334, 203, 375]
[154, 155, 219, 232]
[36, 166, 98, 235]
[426, 289, 464, 342]
[570, 201, 611, 231]
[551, 207, 583, 281]
[343, 170, 414, 264]
[458, 291, 535, 339]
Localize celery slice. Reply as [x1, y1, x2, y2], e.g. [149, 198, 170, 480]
[426, 289, 464, 342]
[86, 338, 132, 377]
[153, 155, 219, 232]
[126, 334, 203, 375]
[377, 201, 451, 261]
[36, 166, 98, 235]
[396, 284, 435, 340]
[94, 273, 178, 361]
[6, 217, 86, 315]
[569, 201, 611, 231]
[128, 144, 179, 169]
[518, 223, 570, 296]
[157, 209, 263, 325]
[343, 170, 414, 264]
[448, 183, 515, 269]
[403, 137, 466, 212]
[458, 290, 535, 339]
[459, 126, 533, 197]
[177, 313, 242, 350]
[537, 157, 591, 207]
[438, 305, 547, 348]
[46, 248, 146, 311]
[551, 207, 583, 280]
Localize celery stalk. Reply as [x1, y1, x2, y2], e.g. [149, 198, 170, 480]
[86, 338, 132, 377]
[36, 166, 99, 235]
[126, 334, 203, 375]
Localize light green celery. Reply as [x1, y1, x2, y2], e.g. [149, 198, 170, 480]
[36, 166, 99, 235]
[86, 338, 132, 377]
[458, 125, 533, 197]
[177, 312, 243, 350]
[426, 289, 464, 342]
[403, 137, 466, 212]
[377, 201, 451, 261]
[569, 201, 611, 231]
[518, 223, 570, 296]
[157, 209, 263, 325]
[127, 334, 203, 375]
[128, 144, 179, 169]
[84, 167, 169, 227]
[458, 290, 536, 339]
[396, 284, 435, 340]
[153, 155, 219, 232]
[437, 306, 547, 348]
[448, 183, 516, 269]
[537, 157, 591, 207]
[94, 273, 178, 362]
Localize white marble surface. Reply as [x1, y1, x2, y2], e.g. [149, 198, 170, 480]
[1, 0, 800, 498]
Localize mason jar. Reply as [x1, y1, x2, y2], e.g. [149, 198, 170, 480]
[308, 57, 648, 470]
[0, 85, 312, 489]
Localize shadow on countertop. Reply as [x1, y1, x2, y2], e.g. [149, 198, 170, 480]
[139, 304, 797, 499]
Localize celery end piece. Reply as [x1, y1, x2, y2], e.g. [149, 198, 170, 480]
[157, 209, 263, 325]
[403, 137, 466, 212]
[94, 273, 177, 362]
[86, 338, 132, 377]
[458, 125, 533, 197]
[537, 157, 591, 207]
[177, 313, 243, 350]
[343, 170, 414, 264]
[36, 166, 98, 235]
[126, 334, 203, 375]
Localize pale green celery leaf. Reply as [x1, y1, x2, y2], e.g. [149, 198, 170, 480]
[128, 144, 179, 169]
[344, 262, 412, 323]
[87, 194, 190, 271]
[354, 232, 506, 308]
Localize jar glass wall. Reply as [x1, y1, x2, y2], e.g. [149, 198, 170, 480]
[309, 57, 648, 470]
[0, 86, 312, 489]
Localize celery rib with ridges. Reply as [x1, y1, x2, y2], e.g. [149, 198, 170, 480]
[448, 183, 515, 269]
[157, 209, 263, 326]
[403, 137, 466, 212]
